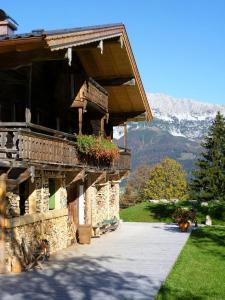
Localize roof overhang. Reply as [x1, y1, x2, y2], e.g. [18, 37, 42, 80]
[0, 24, 153, 123]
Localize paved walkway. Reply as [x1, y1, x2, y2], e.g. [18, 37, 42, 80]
[0, 222, 191, 300]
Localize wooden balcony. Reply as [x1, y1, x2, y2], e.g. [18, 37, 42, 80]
[73, 77, 108, 112]
[0, 123, 131, 171]
[113, 148, 131, 171]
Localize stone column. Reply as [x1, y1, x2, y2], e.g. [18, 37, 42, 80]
[106, 181, 110, 220]
[109, 181, 120, 219]
[85, 175, 94, 225]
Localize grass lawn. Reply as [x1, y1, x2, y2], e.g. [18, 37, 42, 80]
[156, 226, 225, 300]
[120, 202, 173, 222]
[120, 201, 225, 225]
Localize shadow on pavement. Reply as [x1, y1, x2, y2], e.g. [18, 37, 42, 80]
[0, 255, 158, 300]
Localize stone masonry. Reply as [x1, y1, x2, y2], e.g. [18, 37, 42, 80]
[3, 170, 121, 273]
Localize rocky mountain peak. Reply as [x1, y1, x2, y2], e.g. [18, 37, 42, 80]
[148, 93, 225, 122]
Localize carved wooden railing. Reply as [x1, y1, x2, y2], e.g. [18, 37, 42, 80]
[18, 130, 79, 165]
[77, 77, 108, 111]
[0, 124, 131, 170]
[113, 148, 131, 170]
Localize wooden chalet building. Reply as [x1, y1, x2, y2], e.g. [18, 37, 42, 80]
[0, 16, 152, 272]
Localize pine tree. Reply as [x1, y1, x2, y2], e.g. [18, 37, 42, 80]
[190, 112, 225, 201]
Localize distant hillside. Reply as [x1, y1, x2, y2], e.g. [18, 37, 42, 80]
[117, 124, 201, 176]
[114, 93, 225, 175]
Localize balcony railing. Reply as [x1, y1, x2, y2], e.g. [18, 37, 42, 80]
[0, 123, 131, 171]
[113, 148, 131, 170]
[77, 77, 108, 112]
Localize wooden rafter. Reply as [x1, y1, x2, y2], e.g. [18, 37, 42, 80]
[96, 77, 135, 87]
[0, 48, 67, 69]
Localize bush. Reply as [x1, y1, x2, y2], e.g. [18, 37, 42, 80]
[208, 201, 225, 220]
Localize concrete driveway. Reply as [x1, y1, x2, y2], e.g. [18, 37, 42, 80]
[0, 222, 190, 300]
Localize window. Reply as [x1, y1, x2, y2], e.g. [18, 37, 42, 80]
[19, 180, 29, 215]
[48, 179, 56, 210]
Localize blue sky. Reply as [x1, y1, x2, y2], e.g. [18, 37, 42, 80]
[1, 0, 225, 104]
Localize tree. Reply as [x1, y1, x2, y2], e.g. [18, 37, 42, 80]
[190, 112, 225, 201]
[143, 158, 188, 200]
[121, 164, 152, 206]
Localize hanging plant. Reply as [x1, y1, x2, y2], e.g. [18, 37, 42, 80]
[76, 135, 119, 163]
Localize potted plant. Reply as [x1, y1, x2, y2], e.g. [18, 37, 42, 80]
[173, 208, 195, 232]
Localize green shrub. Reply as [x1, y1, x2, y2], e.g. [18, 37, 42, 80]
[208, 201, 225, 220]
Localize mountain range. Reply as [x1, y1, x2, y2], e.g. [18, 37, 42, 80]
[115, 93, 225, 175]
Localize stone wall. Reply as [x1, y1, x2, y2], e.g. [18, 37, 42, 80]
[3, 170, 73, 273]
[90, 180, 120, 225]
[4, 209, 74, 272]
[2, 170, 121, 272]
[6, 171, 67, 217]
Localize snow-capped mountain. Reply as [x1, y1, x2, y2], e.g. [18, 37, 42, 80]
[148, 93, 225, 140]
[114, 93, 225, 173]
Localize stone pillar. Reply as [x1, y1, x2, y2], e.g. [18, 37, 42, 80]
[91, 184, 97, 226]
[106, 181, 110, 220]
[85, 175, 95, 225]
[114, 182, 120, 219]
[109, 181, 120, 219]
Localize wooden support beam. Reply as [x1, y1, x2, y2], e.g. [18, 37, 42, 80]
[119, 36, 123, 48]
[97, 40, 103, 55]
[110, 111, 144, 126]
[74, 36, 123, 51]
[108, 171, 120, 181]
[78, 108, 83, 135]
[93, 172, 106, 185]
[124, 122, 128, 149]
[100, 115, 105, 135]
[71, 100, 85, 108]
[25, 108, 31, 123]
[0, 48, 67, 70]
[66, 170, 85, 187]
[25, 64, 32, 123]
[66, 47, 72, 66]
[6, 168, 33, 191]
[95, 77, 135, 87]
[119, 171, 129, 180]
[100, 113, 109, 135]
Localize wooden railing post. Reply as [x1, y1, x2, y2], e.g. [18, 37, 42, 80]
[124, 122, 127, 150]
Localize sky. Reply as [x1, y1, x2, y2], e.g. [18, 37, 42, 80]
[1, 0, 225, 105]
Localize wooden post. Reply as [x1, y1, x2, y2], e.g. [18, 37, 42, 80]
[0, 173, 7, 273]
[100, 116, 105, 136]
[124, 122, 127, 150]
[78, 108, 83, 135]
[56, 117, 60, 131]
[25, 64, 32, 123]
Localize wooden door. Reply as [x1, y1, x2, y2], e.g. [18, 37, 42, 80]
[67, 183, 79, 233]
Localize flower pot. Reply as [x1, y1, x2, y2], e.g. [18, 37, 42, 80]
[179, 222, 189, 232]
[78, 225, 92, 244]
